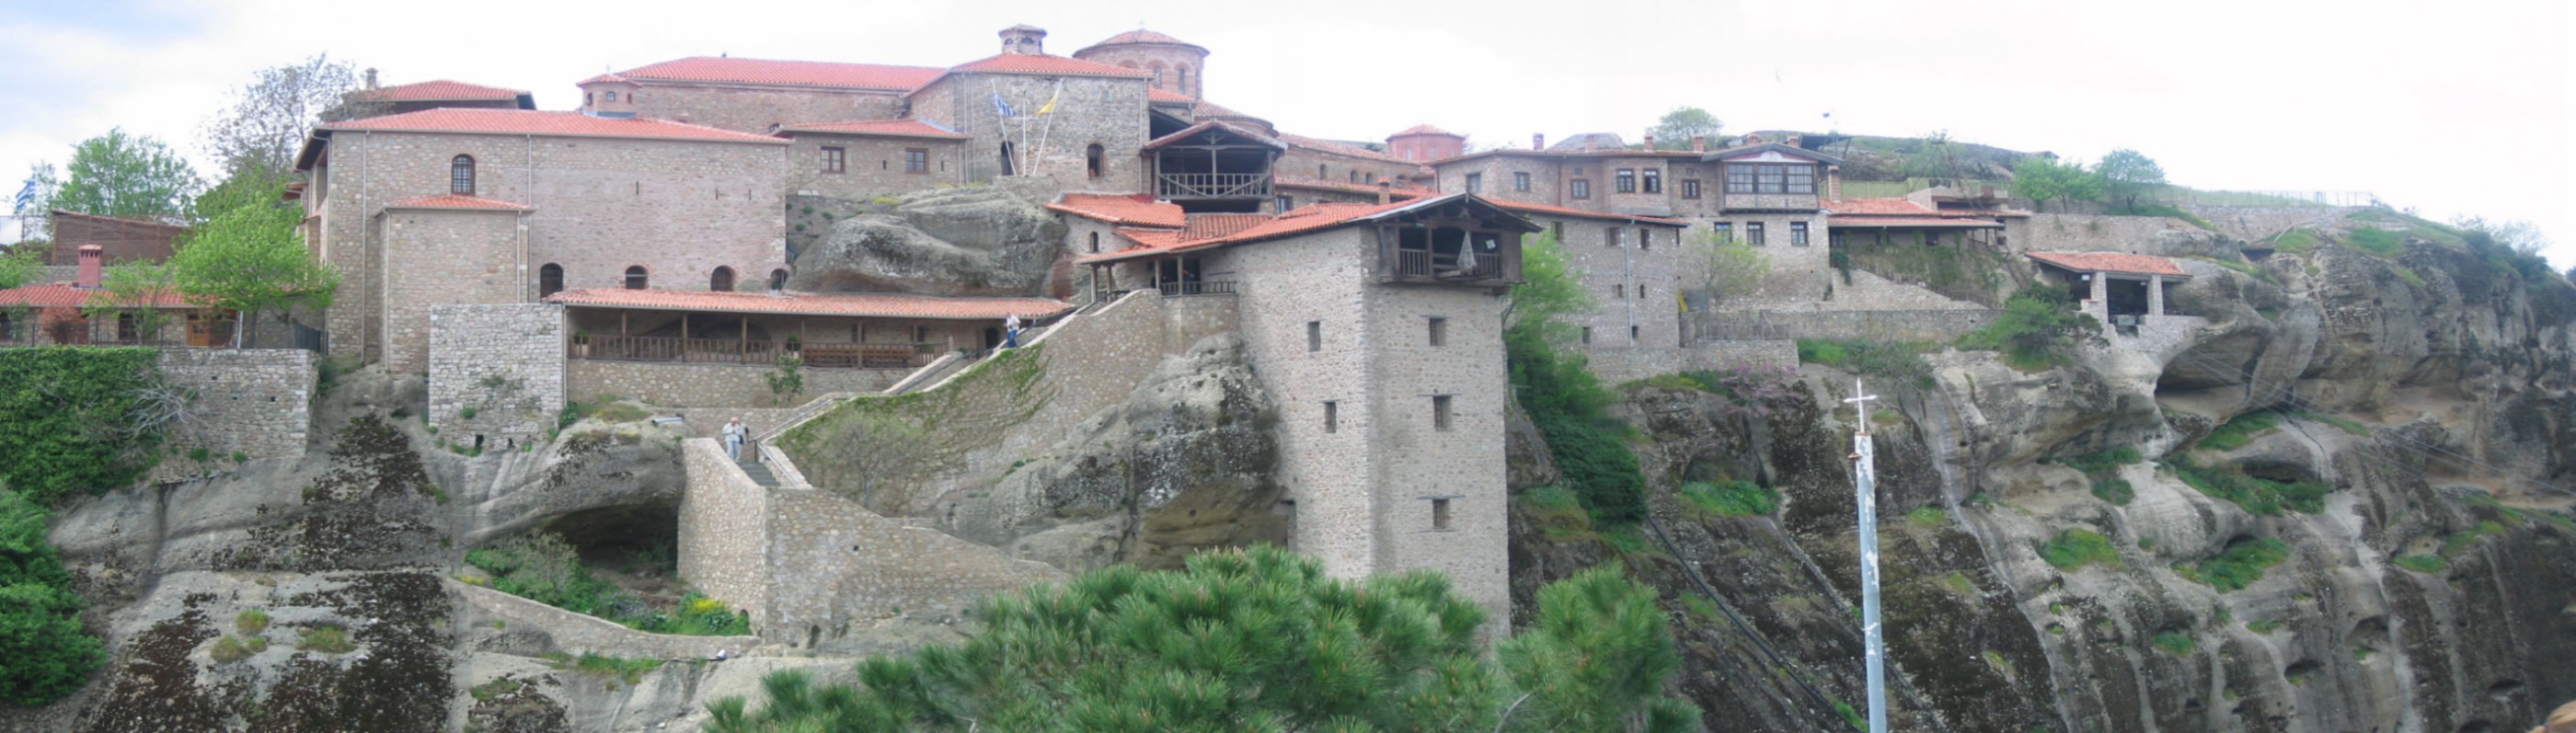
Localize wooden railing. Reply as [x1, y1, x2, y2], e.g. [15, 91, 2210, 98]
[1157, 281, 1236, 296]
[1157, 172, 1271, 199]
[571, 336, 940, 369]
[1390, 249, 1501, 281]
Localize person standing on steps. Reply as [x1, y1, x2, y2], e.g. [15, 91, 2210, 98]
[722, 417, 749, 462]
[1003, 313, 1022, 349]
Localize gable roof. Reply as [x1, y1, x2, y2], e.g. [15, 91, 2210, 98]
[1046, 193, 1187, 228]
[1276, 132, 1418, 166]
[0, 281, 192, 310]
[1702, 142, 1842, 166]
[1823, 197, 1938, 216]
[1548, 132, 1627, 151]
[543, 288, 1071, 320]
[1181, 213, 1271, 240]
[383, 194, 534, 212]
[1147, 87, 1197, 104]
[1144, 120, 1287, 151]
[947, 53, 1152, 78]
[779, 119, 969, 139]
[353, 80, 531, 104]
[301, 109, 782, 171]
[2025, 251, 2190, 277]
[1080, 194, 1541, 263]
[613, 57, 946, 91]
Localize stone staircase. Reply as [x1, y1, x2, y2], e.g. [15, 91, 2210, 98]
[736, 455, 780, 488]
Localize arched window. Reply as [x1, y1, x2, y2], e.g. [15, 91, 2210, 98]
[1177, 65, 1190, 95]
[1088, 232, 1100, 253]
[604, 90, 617, 101]
[1147, 62, 1166, 88]
[1317, 163, 1328, 178]
[709, 266, 736, 292]
[769, 269, 789, 291]
[538, 263, 563, 297]
[624, 266, 648, 290]
[450, 155, 476, 195]
[1086, 143, 1104, 178]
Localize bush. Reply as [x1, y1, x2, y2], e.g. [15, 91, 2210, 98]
[459, 406, 477, 419]
[1678, 481, 1777, 519]
[2061, 447, 2143, 474]
[1511, 330, 1644, 525]
[1957, 285, 2099, 371]
[296, 624, 355, 654]
[0, 348, 170, 502]
[1520, 487, 1581, 511]
[2168, 457, 2326, 515]
[2196, 412, 2279, 452]
[2152, 631, 2195, 656]
[466, 532, 628, 616]
[1907, 507, 1945, 529]
[0, 489, 102, 706]
[2177, 537, 2289, 591]
[210, 635, 254, 663]
[2344, 227, 2403, 257]
[236, 608, 270, 635]
[2041, 529, 2121, 571]
[2393, 555, 2446, 574]
[2090, 478, 2134, 506]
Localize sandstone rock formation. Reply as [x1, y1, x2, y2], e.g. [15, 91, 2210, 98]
[787, 187, 1067, 297]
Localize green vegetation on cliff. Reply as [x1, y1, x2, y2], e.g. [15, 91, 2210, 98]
[0, 488, 105, 706]
[2167, 457, 2326, 515]
[708, 547, 1699, 733]
[2177, 537, 2289, 592]
[2041, 529, 2120, 571]
[1956, 285, 2099, 371]
[0, 347, 171, 502]
[1510, 233, 1647, 525]
[466, 532, 744, 636]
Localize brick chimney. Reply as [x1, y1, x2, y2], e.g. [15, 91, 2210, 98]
[1376, 180, 1392, 204]
[1532, 133, 1545, 150]
[364, 68, 378, 90]
[1827, 165, 1843, 201]
[1692, 135, 1706, 152]
[76, 245, 102, 289]
[1787, 134, 1802, 147]
[1644, 132, 1656, 150]
[1745, 132, 1762, 145]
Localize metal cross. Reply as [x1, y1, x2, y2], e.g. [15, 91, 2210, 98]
[1843, 378, 1878, 435]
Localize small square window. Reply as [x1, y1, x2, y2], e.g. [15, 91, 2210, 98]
[1791, 222, 1811, 246]
[1614, 283, 1626, 299]
[1570, 179, 1590, 200]
[1427, 316, 1447, 347]
[1682, 179, 1702, 199]
[1513, 171, 1530, 191]
[1432, 395, 1453, 430]
[1604, 227, 1621, 247]
[1464, 173, 1481, 195]
[1639, 229, 1651, 251]
[822, 146, 845, 174]
[1615, 168, 1636, 193]
[1630, 325, 1640, 341]
[1324, 401, 1339, 433]
[1431, 498, 1453, 531]
[1306, 321, 1321, 352]
[905, 148, 929, 174]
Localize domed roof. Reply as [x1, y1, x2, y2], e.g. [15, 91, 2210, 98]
[1389, 124, 1462, 139]
[1077, 29, 1208, 55]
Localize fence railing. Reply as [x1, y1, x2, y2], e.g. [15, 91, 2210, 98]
[1157, 173, 1271, 199]
[571, 335, 939, 369]
[1157, 281, 1237, 296]
[1390, 249, 1501, 281]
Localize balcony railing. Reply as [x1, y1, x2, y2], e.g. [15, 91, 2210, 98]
[571, 335, 940, 369]
[1157, 172, 1271, 199]
[1391, 249, 1502, 281]
[1157, 281, 1236, 296]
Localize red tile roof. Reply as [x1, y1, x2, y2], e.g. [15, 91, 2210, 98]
[1115, 228, 1183, 249]
[1390, 124, 1461, 138]
[544, 288, 1070, 319]
[1046, 193, 1186, 228]
[383, 194, 533, 211]
[948, 53, 1150, 77]
[581, 73, 633, 86]
[1273, 176, 1434, 199]
[1831, 216, 2003, 229]
[1823, 197, 1938, 216]
[779, 119, 968, 139]
[1277, 133, 1419, 166]
[1147, 88, 1197, 103]
[1080, 198, 1432, 263]
[1190, 99, 1264, 120]
[2025, 251, 2190, 277]
[354, 80, 528, 102]
[323, 109, 785, 143]
[1081, 29, 1205, 51]
[615, 57, 945, 91]
[1182, 213, 1271, 240]
[1489, 200, 1688, 226]
[0, 281, 191, 309]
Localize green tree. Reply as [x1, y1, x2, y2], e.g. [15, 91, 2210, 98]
[0, 246, 39, 291]
[167, 176, 336, 348]
[0, 488, 105, 707]
[1505, 231, 1641, 524]
[202, 54, 373, 181]
[1495, 568, 1699, 733]
[706, 546, 1698, 733]
[86, 262, 185, 347]
[1502, 232, 1593, 344]
[28, 129, 200, 219]
[2009, 156, 2100, 212]
[2095, 148, 2167, 211]
[0, 349, 169, 501]
[765, 354, 806, 407]
[1957, 284, 2101, 369]
[1646, 107, 1724, 150]
[1688, 225, 1770, 310]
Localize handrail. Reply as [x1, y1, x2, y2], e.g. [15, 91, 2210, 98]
[571, 335, 938, 369]
[1157, 172, 1271, 199]
[1156, 281, 1237, 296]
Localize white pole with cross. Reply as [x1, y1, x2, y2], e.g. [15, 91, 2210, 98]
[1845, 378, 1888, 733]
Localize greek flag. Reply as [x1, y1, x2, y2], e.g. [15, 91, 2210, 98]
[9, 178, 35, 213]
[991, 93, 1016, 119]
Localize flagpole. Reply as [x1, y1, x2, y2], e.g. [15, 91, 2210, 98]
[1845, 379, 1889, 733]
[1033, 79, 1064, 178]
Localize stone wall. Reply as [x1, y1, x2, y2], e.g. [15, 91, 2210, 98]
[1686, 308, 2002, 344]
[429, 304, 565, 441]
[623, 84, 909, 136]
[566, 361, 909, 408]
[677, 439, 775, 622]
[1542, 216, 1686, 350]
[452, 578, 760, 659]
[2188, 205, 2359, 243]
[784, 132, 966, 202]
[150, 349, 313, 481]
[2024, 213, 2205, 253]
[383, 209, 523, 372]
[1583, 341, 1800, 384]
[910, 73, 1149, 190]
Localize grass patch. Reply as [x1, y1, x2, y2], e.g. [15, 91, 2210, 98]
[1941, 572, 1975, 596]
[2196, 412, 2280, 451]
[1795, 338, 1936, 387]
[2153, 632, 2196, 656]
[210, 636, 262, 663]
[2269, 228, 2318, 253]
[1522, 486, 1581, 511]
[236, 608, 270, 635]
[2344, 227, 2404, 258]
[2285, 411, 2369, 436]
[1678, 480, 1777, 519]
[296, 624, 355, 654]
[469, 677, 528, 703]
[2061, 447, 2144, 474]
[2246, 618, 2283, 635]
[1834, 699, 1867, 732]
[1906, 507, 1945, 529]
[2393, 555, 2446, 574]
[2090, 478, 2134, 506]
[2041, 529, 2120, 571]
[1679, 594, 1722, 622]
[2440, 521, 2507, 557]
[468, 532, 749, 636]
[1601, 525, 1662, 556]
[2168, 457, 2327, 515]
[2177, 537, 2290, 591]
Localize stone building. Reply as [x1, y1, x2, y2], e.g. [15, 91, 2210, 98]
[779, 120, 970, 202]
[345, 77, 535, 118]
[44, 209, 185, 266]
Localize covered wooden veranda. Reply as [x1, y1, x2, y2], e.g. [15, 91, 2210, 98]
[543, 288, 1074, 368]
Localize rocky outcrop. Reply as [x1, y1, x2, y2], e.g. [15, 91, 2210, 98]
[787, 187, 1067, 297]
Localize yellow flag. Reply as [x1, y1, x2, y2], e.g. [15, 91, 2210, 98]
[1037, 91, 1059, 115]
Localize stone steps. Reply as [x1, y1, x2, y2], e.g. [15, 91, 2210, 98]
[737, 459, 779, 488]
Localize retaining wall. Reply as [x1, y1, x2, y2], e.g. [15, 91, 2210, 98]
[150, 349, 314, 482]
[2189, 205, 2362, 244]
[450, 578, 759, 659]
[1583, 340, 1800, 384]
[1688, 308, 2003, 344]
[429, 304, 565, 441]
[566, 360, 909, 408]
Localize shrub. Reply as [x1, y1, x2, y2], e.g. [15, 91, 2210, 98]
[2393, 555, 2446, 574]
[466, 532, 628, 616]
[297, 624, 355, 654]
[2061, 447, 2144, 474]
[2168, 457, 2326, 515]
[2177, 537, 2289, 591]
[0, 489, 103, 706]
[2152, 631, 2195, 656]
[2196, 412, 2279, 452]
[236, 608, 270, 635]
[1678, 480, 1777, 519]
[2090, 478, 2134, 506]
[2245, 619, 2284, 635]
[1957, 285, 2099, 371]
[2344, 227, 2403, 257]
[1907, 507, 1945, 529]
[459, 406, 477, 419]
[2041, 529, 2121, 571]
[188, 447, 212, 463]
[1512, 332, 1643, 525]
[210, 635, 254, 663]
[0, 348, 170, 502]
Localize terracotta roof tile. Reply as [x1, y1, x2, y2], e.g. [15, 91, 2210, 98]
[1489, 200, 1688, 226]
[1276, 133, 1418, 166]
[1182, 213, 1271, 240]
[949, 53, 1149, 77]
[1080, 198, 1431, 263]
[544, 288, 1070, 319]
[1046, 193, 1187, 228]
[383, 194, 533, 211]
[2025, 251, 2190, 277]
[0, 281, 191, 309]
[778, 119, 968, 139]
[1822, 197, 1938, 216]
[324, 109, 785, 143]
[354, 80, 528, 102]
[1115, 227, 1183, 249]
[1147, 88, 1197, 103]
[1390, 124, 1461, 138]
[615, 57, 946, 90]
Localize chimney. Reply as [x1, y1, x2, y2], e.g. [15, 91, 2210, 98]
[76, 246, 102, 289]
[1376, 180, 1392, 204]
[1533, 133, 1545, 150]
[1745, 132, 1762, 145]
[1827, 165, 1843, 201]
[364, 68, 378, 90]
[1787, 135, 1802, 147]
[1644, 132, 1656, 150]
[1692, 135, 1706, 152]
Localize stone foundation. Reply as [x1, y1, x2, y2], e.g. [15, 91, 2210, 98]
[1582, 341, 1800, 384]
[149, 349, 315, 482]
[429, 304, 566, 441]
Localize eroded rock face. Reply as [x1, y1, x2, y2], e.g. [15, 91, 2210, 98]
[788, 187, 1067, 297]
[941, 336, 1287, 572]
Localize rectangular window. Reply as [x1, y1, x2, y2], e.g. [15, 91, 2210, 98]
[1747, 222, 1766, 246]
[1614, 283, 1626, 299]
[1756, 164, 1786, 193]
[1432, 395, 1453, 430]
[1431, 498, 1452, 531]
[1604, 227, 1621, 247]
[1639, 229, 1651, 251]
[1790, 222, 1811, 246]
[1570, 179, 1590, 200]
[1581, 326, 1593, 344]
[1464, 173, 1481, 195]
[1786, 165, 1816, 194]
[1642, 168, 1662, 193]
[905, 148, 928, 174]
[1306, 321, 1321, 352]
[1551, 221, 1563, 242]
[1427, 316, 1447, 347]
[1276, 195, 1293, 211]
[1725, 165, 1755, 193]
[1630, 325, 1640, 341]
[1682, 178, 1701, 199]
[1324, 401, 1339, 433]
[822, 146, 846, 174]
[1712, 222, 1732, 244]
[1615, 168, 1636, 193]
[1513, 171, 1531, 191]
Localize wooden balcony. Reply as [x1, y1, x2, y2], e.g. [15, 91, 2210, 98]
[1386, 248, 1504, 283]
[1156, 281, 1237, 296]
[1157, 172, 1271, 200]
[571, 335, 939, 369]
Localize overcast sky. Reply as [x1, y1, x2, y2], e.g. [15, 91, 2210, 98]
[4, 0, 2568, 268]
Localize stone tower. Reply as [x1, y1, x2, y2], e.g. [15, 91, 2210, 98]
[1386, 124, 1466, 163]
[999, 24, 1048, 55]
[577, 74, 640, 118]
[1072, 29, 1210, 98]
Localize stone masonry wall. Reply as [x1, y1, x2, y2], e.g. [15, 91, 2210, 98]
[428, 304, 564, 442]
[1582, 340, 1800, 385]
[785, 132, 966, 202]
[2188, 205, 2360, 244]
[625, 84, 910, 136]
[566, 360, 909, 408]
[382, 209, 523, 372]
[912, 73, 1149, 191]
[1543, 217, 1686, 350]
[453, 578, 758, 659]
[678, 439, 774, 622]
[150, 349, 313, 481]
[1685, 308, 2002, 344]
[2023, 213, 2206, 253]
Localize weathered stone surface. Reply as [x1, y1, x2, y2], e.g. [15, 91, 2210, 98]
[788, 186, 1066, 296]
